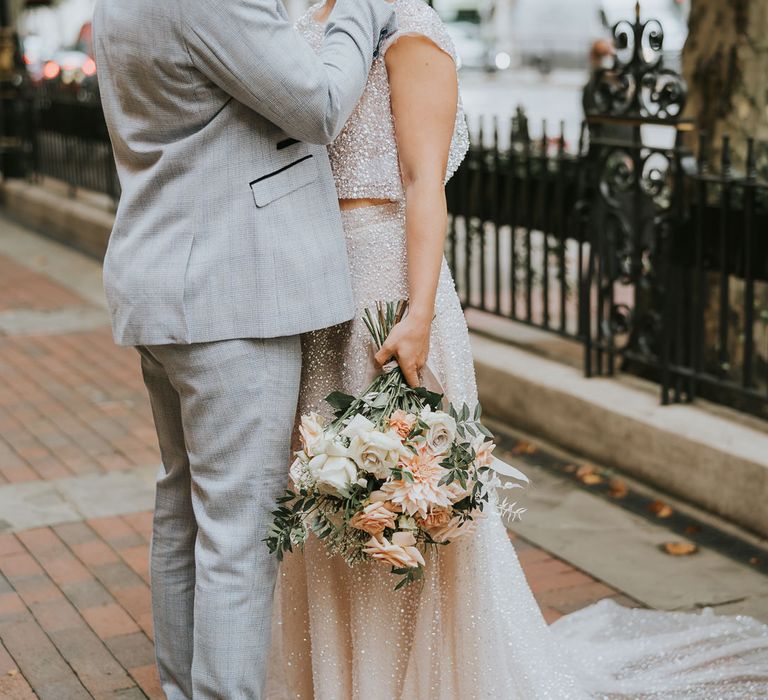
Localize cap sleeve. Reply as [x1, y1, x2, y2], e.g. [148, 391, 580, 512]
[380, 0, 458, 63]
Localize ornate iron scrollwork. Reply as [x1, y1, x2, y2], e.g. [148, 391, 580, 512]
[582, 2, 689, 381]
[586, 3, 687, 121]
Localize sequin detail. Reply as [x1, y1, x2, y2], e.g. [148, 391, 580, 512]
[296, 0, 470, 201]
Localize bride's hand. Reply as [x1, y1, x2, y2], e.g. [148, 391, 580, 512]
[374, 314, 431, 388]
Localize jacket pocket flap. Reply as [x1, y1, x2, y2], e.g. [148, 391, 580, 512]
[250, 155, 318, 208]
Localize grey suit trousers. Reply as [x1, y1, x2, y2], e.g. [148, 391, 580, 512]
[138, 338, 301, 700]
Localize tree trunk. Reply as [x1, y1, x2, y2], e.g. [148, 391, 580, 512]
[683, 0, 768, 175]
[683, 0, 768, 400]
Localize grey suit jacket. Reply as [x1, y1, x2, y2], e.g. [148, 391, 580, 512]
[94, 0, 395, 346]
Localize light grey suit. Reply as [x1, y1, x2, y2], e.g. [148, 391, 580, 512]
[93, 0, 395, 697]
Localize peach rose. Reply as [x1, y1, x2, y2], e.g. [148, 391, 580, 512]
[427, 512, 483, 543]
[388, 410, 417, 439]
[349, 500, 398, 535]
[363, 532, 426, 569]
[417, 506, 453, 531]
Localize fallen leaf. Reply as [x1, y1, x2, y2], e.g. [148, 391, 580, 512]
[7, 669, 17, 677]
[512, 442, 537, 455]
[608, 479, 629, 498]
[563, 464, 577, 474]
[648, 500, 673, 518]
[684, 524, 702, 535]
[575, 465, 595, 478]
[574, 464, 603, 485]
[661, 542, 698, 556]
[749, 557, 760, 566]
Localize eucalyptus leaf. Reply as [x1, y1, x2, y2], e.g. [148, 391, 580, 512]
[325, 391, 356, 412]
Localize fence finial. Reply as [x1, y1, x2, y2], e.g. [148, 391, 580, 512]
[635, 2, 641, 21]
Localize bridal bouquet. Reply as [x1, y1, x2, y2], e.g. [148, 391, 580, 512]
[265, 300, 527, 589]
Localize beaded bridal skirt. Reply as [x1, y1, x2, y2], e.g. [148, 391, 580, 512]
[265, 203, 768, 700]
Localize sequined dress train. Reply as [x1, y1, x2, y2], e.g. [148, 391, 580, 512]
[265, 1, 768, 697]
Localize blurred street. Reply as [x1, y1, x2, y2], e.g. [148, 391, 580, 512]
[461, 67, 588, 148]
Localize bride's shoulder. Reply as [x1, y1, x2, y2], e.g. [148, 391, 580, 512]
[387, 0, 457, 61]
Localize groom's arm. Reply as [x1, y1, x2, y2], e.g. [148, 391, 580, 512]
[183, 0, 395, 145]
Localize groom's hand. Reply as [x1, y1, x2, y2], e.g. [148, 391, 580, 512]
[374, 317, 430, 388]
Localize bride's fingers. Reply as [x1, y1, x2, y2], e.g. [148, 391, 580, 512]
[374, 344, 394, 368]
[400, 359, 421, 388]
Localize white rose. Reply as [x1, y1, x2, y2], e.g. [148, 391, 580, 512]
[340, 414, 375, 440]
[306, 439, 348, 479]
[349, 430, 405, 479]
[420, 409, 457, 455]
[308, 453, 358, 497]
[298, 412, 327, 457]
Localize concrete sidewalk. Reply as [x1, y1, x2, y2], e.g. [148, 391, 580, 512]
[0, 214, 763, 699]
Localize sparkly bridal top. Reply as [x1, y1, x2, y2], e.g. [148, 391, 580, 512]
[297, 0, 470, 201]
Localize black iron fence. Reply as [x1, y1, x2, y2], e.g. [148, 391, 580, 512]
[27, 87, 119, 202]
[448, 118, 768, 419]
[660, 136, 768, 414]
[447, 5, 768, 419]
[447, 113, 588, 341]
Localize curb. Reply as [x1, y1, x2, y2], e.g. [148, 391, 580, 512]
[472, 332, 768, 539]
[0, 179, 112, 259]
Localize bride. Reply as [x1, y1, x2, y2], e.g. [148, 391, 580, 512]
[266, 0, 768, 697]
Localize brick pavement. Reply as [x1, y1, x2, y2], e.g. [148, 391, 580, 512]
[0, 318, 159, 485]
[0, 239, 634, 698]
[0, 515, 631, 699]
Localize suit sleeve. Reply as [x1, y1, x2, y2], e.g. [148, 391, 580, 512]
[183, 0, 396, 145]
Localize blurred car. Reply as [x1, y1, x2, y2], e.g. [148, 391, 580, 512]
[445, 20, 512, 72]
[22, 35, 47, 82]
[40, 49, 97, 90]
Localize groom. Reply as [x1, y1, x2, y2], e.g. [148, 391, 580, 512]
[93, 0, 395, 697]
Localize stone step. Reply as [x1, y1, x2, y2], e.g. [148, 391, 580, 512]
[472, 331, 768, 539]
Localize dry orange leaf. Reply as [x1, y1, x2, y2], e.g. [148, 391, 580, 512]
[608, 479, 629, 498]
[648, 500, 673, 518]
[575, 465, 595, 477]
[662, 542, 698, 556]
[580, 473, 604, 485]
[512, 442, 537, 455]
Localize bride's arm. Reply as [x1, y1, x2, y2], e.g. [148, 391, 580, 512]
[374, 35, 459, 387]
